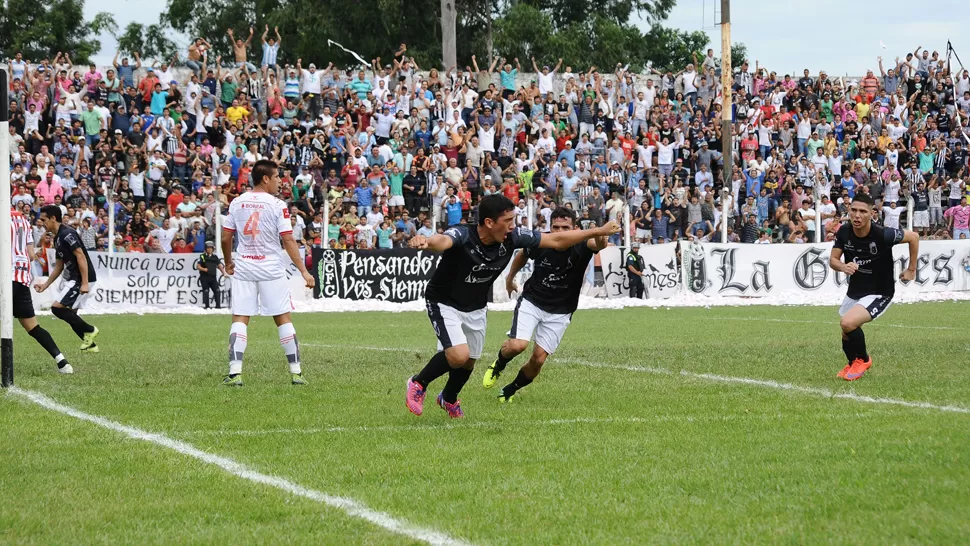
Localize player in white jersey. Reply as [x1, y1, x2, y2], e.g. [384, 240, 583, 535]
[10, 209, 72, 374]
[221, 160, 314, 386]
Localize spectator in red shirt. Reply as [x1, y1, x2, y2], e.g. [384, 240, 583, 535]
[167, 185, 185, 217]
[172, 235, 194, 254]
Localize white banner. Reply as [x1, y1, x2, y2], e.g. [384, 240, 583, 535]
[683, 240, 970, 298]
[36, 251, 310, 311]
[600, 243, 680, 299]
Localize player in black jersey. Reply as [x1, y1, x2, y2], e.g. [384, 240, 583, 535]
[481, 207, 608, 402]
[830, 194, 919, 381]
[405, 195, 620, 418]
[33, 206, 101, 352]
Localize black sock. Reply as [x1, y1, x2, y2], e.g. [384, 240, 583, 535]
[502, 370, 534, 397]
[413, 351, 451, 388]
[441, 367, 473, 404]
[846, 327, 868, 361]
[52, 307, 95, 339]
[495, 347, 514, 371]
[841, 336, 853, 363]
[27, 325, 66, 364]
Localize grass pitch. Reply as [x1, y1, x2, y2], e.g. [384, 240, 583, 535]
[2, 302, 969, 545]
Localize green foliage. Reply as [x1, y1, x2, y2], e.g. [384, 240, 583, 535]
[150, 0, 741, 72]
[0, 0, 113, 64]
[114, 23, 179, 63]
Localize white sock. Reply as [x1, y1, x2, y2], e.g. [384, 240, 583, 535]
[228, 322, 248, 375]
[278, 323, 301, 374]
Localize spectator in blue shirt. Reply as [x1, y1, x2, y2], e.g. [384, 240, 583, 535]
[354, 180, 374, 210]
[444, 194, 462, 226]
[745, 166, 764, 198]
[557, 140, 577, 170]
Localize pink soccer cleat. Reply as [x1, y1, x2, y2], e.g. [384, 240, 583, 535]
[406, 378, 426, 416]
[436, 393, 465, 419]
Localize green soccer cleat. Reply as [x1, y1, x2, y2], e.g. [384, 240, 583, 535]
[222, 375, 243, 387]
[79, 327, 99, 351]
[497, 387, 515, 404]
[291, 373, 307, 385]
[81, 344, 99, 353]
[482, 360, 503, 389]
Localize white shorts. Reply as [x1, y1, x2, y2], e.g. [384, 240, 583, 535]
[635, 228, 652, 240]
[388, 195, 405, 207]
[839, 294, 893, 320]
[54, 280, 94, 310]
[507, 297, 571, 354]
[231, 278, 294, 317]
[913, 210, 929, 228]
[425, 301, 486, 359]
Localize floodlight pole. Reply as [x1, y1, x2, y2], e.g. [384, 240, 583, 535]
[1, 71, 14, 387]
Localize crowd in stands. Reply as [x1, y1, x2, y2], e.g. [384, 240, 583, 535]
[6, 34, 970, 271]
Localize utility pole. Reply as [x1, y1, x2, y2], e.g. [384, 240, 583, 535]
[720, 0, 733, 192]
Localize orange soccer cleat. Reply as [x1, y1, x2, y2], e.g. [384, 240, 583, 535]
[844, 357, 873, 381]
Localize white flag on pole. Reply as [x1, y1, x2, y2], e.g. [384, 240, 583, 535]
[327, 39, 369, 66]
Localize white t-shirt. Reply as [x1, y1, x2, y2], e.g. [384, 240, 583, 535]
[882, 206, 902, 228]
[798, 208, 817, 231]
[223, 190, 292, 281]
[819, 202, 837, 228]
[538, 71, 555, 96]
[150, 226, 179, 253]
[948, 178, 964, 200]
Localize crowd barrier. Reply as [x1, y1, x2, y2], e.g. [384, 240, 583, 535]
[32, 241, 970, 313]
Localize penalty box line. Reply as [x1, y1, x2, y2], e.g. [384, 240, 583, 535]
[6, 387, 473, 546]
[303, 344, 970, 415]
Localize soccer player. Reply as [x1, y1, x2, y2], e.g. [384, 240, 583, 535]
[405, 194, 620, 418]
[221, 159, 314, 386]
[11, 208, 72, 373]
[482, 207, 608, 402]
[829, 193, 918, 381]
[33, 206, 100, 353]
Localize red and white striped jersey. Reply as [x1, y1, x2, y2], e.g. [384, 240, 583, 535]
[11, 210, 34, 285]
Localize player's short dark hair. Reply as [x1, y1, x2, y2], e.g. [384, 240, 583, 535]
[852, 194, 875, 207]
[251, 160, 278, 187]
[40, 205, 62, 222]
[477, 194, 515, 225]
[550, 207, 576, 225]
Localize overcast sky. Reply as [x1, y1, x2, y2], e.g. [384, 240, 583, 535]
[85, 0, 968, 75]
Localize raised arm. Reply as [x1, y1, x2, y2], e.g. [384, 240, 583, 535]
[408, 233, 455, 252]
[539, 220, 619, 250]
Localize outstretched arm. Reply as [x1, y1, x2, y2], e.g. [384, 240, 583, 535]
[539, 221, 619, 250]
[408, 234, 455, 252]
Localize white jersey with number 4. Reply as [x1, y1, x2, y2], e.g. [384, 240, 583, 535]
[223, 191, 292, 281]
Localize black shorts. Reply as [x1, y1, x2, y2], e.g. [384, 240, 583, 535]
[13, 282, 34, 319]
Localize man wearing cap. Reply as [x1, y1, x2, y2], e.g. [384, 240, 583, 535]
[626, 243, 645, 299]
[138, 67, 160, 105]
[197, 241, 226, 309]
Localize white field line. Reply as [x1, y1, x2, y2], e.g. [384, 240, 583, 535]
[708, 316, 960, 331]
[6, 387, 472, 546]
[188, 416, 653, 437]
[303, 344, 970, 415]
[184, 411, 884, 438]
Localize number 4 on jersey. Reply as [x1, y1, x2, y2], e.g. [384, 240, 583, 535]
[243, 212, 261, 237]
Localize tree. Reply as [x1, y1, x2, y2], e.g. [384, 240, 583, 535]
[114, 23, 179, 63]
[0, 0, 115, 63]
[154, 0, 743, 72]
